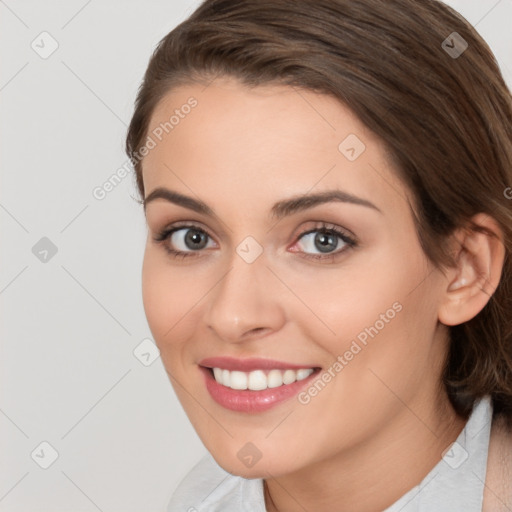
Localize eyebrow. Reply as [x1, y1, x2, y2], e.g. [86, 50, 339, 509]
[143, 187, 382, 218]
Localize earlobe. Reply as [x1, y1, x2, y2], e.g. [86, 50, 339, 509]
[438, 214, 505, 327]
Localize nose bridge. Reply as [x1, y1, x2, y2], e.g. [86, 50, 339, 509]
[203, 245, 285, 341]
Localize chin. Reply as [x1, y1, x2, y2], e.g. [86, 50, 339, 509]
[210, 448, 301, 480]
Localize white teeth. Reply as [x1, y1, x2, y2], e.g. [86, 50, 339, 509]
[282, 369, 296, 385]
[296, 369, 314, 381]
[213, 368, 223, 383]
[230, 371, 248, 390]
[211, 367, 315, 390]
[248, 370, 267, 390]
[267, 369, 283, 388]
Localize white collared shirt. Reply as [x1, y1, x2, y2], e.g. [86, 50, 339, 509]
[167, 396, 493, 512]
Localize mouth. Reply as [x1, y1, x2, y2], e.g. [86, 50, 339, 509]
[199, 357, 321, 413]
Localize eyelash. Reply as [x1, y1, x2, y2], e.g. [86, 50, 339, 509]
[152, 221, 358, 262]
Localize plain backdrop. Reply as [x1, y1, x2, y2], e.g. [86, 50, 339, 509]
[1, 1, 511, 510]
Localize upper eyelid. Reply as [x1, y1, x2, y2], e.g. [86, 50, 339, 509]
[160, 220, 214, 236]
[296, 222, 355, 237]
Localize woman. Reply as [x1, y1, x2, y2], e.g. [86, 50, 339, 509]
[125, 0, 512, 510]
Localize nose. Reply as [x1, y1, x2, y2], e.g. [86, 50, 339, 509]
[202, 249, 287, 343]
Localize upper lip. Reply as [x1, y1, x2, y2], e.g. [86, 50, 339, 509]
[199, 357, 319, 372]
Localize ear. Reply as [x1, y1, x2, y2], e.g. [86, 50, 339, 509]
[438, 213, 506, 326]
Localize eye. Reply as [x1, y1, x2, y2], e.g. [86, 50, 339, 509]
[292, 223, 357, 260]
[153, 221, 357, 261]
[153, 224, 216, 258]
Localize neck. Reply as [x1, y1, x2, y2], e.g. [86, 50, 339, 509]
[264, 391, 467, 512]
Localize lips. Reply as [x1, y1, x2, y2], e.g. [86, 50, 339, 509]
[199, 357, 320, 412]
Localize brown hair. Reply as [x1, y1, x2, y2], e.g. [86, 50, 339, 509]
[126, 0, 512, 424]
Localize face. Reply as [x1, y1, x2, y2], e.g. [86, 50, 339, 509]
[141, 77, 451, 478]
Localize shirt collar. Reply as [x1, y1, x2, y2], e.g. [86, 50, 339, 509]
[383, 395, 493, 512]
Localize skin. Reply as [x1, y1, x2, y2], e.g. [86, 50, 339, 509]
[140, 77, 505, 512]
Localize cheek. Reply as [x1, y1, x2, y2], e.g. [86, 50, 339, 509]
[141, 244, 223, 370]
[141, 246, 193, 350]
[282, 243, 437, 381]
[274, 249, 413, 345]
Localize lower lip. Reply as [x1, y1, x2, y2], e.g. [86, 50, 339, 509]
[200, 366, 319, 413]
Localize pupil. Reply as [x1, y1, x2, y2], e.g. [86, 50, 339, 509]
[185, 229, 207, 250]
[315, 231, 337, 253]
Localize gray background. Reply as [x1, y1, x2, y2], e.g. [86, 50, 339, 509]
[1, 1, 511, 510]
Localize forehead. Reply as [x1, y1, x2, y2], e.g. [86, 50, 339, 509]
[142, 77, 409, 215]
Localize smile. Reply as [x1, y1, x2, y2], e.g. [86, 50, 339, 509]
[199, 357, 321, 412]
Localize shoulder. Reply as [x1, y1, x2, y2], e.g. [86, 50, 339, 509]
[166, 453, 266, 512]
